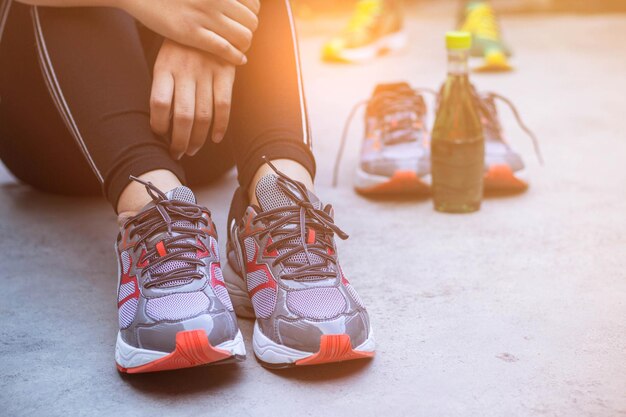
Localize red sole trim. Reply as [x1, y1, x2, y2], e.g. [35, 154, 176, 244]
[484, 164, 528, 192]
[117, 330, 232, 374]
[357, 170, 430, 195]
[295, 334, 374, 366]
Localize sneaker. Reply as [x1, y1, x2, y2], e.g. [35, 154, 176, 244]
[334, 82, 431, 195]
[115, 178, 245, 373]
[458, 1, 513, 71]
[322, 0, 406, 63]
[473, 90, 542, 192]
[224, 163, 375, 368]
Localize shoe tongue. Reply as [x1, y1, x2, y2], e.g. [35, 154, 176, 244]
[143, 185, 196, 243]
[165, 186, 196, 204]
[148, 185, 199, 288]
[254, 174, 330, 281]
[255, 174, 321, 212]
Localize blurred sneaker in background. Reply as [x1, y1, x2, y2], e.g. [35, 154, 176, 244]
[334, 82, 540, 196]
[458, 1, 513, 72]
[333, 82, 432, 195]
[322, 0, 407, 63]
[472, 89, 542, 192]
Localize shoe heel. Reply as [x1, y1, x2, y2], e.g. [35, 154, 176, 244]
[223, 261, 256, 319]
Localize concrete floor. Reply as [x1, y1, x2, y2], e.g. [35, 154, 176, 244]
[1, 9, 626, 417]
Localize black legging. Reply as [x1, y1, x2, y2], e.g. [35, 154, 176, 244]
[0, 0, 315, 210]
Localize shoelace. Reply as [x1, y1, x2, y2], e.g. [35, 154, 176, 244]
[125, 177, 210, 288]
[253, 158, 349, 281]
[461, 3, 501, 41]
[473, 90, 544, 165]
[332, 86, 436, 187]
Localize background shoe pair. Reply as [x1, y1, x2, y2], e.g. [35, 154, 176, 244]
[334, 82, 540, 196]
[322, 0, 512, 72]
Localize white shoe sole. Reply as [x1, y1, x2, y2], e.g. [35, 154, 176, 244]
[252, 321, 375, 368]
[223, 261, 375, 368]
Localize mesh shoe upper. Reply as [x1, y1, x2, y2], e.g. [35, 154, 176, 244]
[360, 82, 430, 178]
[458, 1, 511, 57]
[116, 181, 238, 353]
[474, 91, 525, 172]
[228, 172, 371, 353]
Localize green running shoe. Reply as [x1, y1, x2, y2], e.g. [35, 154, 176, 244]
[322, 0, 407, 63]
[458, 1, 513, 72]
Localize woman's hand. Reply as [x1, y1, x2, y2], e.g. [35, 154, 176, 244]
[150, 39, 235, 159]
[119, 0, 260, 66]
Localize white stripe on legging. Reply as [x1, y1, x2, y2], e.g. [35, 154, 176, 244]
[0, 0, 12, 46]
[284, 0, 311, 147]
[31, 6, 104, 183]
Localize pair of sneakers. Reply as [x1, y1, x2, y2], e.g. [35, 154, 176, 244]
[334, 82, 540, 196]
[115, 163, 374, 373]
[322, 0, 512, 71]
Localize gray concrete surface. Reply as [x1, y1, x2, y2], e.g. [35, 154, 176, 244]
[1, 9, 625, 417]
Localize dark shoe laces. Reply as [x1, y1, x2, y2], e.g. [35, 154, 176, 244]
[472, 89, 544, 165]
[124, 177, 210, 288]
[332, 85, 436, 186]
[253, 158, 348, 281]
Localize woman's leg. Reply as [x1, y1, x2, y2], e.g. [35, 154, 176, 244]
[182, 0, 316, 203]
[1, 4, 247, 372]
[0, 2, 187, 213]
[0, 1, 101, 196]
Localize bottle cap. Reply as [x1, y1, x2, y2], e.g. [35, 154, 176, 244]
[446, 31, 472, 50]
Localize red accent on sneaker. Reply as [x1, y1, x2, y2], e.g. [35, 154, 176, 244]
[356, 170, 430, 195]
[247, 243, 276, 297]
[156, 241, 167, 257]
[484, 164, 528, 191]
[118, 254, 140, 308]
[295, 334, 374, 366]
[116, 330, 231, 373]
[339, 266, 350, 286]
[210, 263, 226, 288]
[196, 239, 210, 258]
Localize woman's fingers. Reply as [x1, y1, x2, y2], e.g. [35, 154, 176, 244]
[238, 0, 261, 16]
[194, 29, 247, 66]
[212, 67, 235, 143]
[215, 14, 254, 53]
[220, 0, 259, 33]
[187, 79, 213, 156]
[150, 71, 174, 135]
[171, 78, 196, 159]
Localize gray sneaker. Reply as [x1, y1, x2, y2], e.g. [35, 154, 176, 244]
[338, 82, 431, 195]
[224, 163, 375, 368]
[474, 90, 541, 192]
[115, 178, 245, 373]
